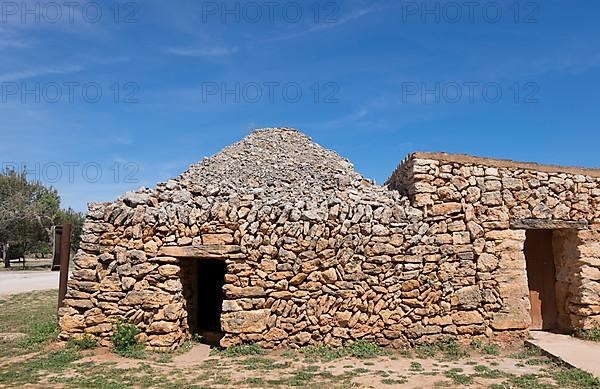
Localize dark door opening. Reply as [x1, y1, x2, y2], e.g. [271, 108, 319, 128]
[184, 259, 226, 346]
[196, 259, 226, 331]
[524, 230, 558, 331]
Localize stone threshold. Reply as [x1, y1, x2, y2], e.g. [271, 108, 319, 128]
[526, 331, 600, 378]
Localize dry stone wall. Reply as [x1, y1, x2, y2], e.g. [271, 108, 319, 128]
[59, 130, 600, 350]
[387, 153, 600, 332]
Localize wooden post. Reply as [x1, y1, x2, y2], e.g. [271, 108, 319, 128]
[2, 243, 8, 268]
[51, 226, 62, 271]
[58, 224, 71, 309]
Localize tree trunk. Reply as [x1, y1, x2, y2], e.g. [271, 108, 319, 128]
[3, 243, 10, 268]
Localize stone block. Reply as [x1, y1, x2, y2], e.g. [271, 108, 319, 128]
[221, 310, 269, 333]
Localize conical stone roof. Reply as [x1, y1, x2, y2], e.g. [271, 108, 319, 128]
[120, 128, 405, 208]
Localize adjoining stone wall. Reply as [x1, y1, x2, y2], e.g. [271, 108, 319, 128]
[570, 225, 600, 329]
[552, 229, 580, 331]
[58, 130, 600, 350]
[387, 153, 600, 334]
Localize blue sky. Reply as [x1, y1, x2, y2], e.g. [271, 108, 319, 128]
[1, 0, 599, 211]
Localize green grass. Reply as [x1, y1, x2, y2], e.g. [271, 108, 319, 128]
[381, 378, 408, 385]
[301, 344, 346, 361]
[239, 356, 290, 371]
[415, 339, 469, 361]
[0, 349, 81, 386]
[0, 290, 59, 358]
[473, 364, 505, 379]
[214, 343, 265, 357]
[2, 289, 600, 389]
[576, 326, 600, 342]
[552, 368, 600, 388]
[525, 358, 552, 366]
[505, 373, 554, 389]
[444, 368, 474, 386]
[347, 339, 389, 359]
[67, 334, 97, 351]
[301, 340, 387, 362]
[511, 344, 543, 359]
[471, 339, 500, 355]
[410, 362, 424, 372]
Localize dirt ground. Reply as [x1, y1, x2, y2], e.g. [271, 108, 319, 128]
[1, 290, 599, 388]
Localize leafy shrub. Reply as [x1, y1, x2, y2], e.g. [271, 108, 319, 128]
[510, 344, 542, 359]
[576, 325, 600, 342]
[416, 339, 468, 360]
[415, 343, 437, 359]
[553, 367, 600, 388]
[111, 321, 144, 358]
[445, 368, 474, 385]
[410, 362, 423, 371]
[471, 339, 500, 355]
[300, 340, 386, 361]
[437, 339, 468, 360]
[346, 340, 388, 359]
[215, 343, 265, 357]
[68, 335, 97, 350]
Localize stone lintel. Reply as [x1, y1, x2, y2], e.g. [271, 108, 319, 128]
[158, 244, 241, 259]
[510, 219, 588, 231]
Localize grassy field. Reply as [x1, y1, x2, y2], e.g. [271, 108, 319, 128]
[0, 258, 54, 272]
[0, 290, 599, 388]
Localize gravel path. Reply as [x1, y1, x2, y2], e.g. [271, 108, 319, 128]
[0, 271, 60, 297]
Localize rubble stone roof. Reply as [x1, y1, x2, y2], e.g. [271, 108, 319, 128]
[120, 127, 403, 208]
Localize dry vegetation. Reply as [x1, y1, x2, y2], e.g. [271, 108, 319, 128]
[1, 290, 599, 388]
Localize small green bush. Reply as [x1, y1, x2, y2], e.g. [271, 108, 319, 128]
[300, 340, 386, 361]
[215, 343, 265, 357]
[576, 326, 600, 342]
[471, 339, 500, 355]
[553, 367, 600, 388]
[111, 321, 144, 357]
[415, 343, 437, 359]
[415, 339, 468, 360]
[410, 362, 423, 371]
[346, 340, 388, 359]
[68, 335, 97, 350]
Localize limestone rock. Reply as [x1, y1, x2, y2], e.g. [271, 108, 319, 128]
[221, 310, 269, 333]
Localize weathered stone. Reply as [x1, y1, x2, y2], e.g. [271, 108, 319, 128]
[61, 128, 600, 351]
[452, 311, 484, 325]
[321, 268, 338, 283]
[149, 321, 179, 334]
[223, 286, 266, 298]
[221, 310, 269, 333]
[477, 253, 498, 272]
[454, 286, 482, 309]
[158, 264, 180, 277]
[431, 203, 462, 216]
[264, 328, 288, 341]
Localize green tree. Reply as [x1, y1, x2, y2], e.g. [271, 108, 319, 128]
[0, 168, 69, 268]
[56, 208, 85, 253]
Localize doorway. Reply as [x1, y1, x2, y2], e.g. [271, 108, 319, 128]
[196, 259, 226, 332]
[182, 258, 226, 345]
[524, 229, 558, 331]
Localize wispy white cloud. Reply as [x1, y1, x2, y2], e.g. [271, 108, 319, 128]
[314, 108, 370, 129]
[165, 5, 381, 58]
[0, 38, 30, 49]
[167, 46, 240, 57]
[0, 65, 84, 82]
[260, 7, 376, 44]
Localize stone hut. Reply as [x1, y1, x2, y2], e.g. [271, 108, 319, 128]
[59, 128, 600, 350]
